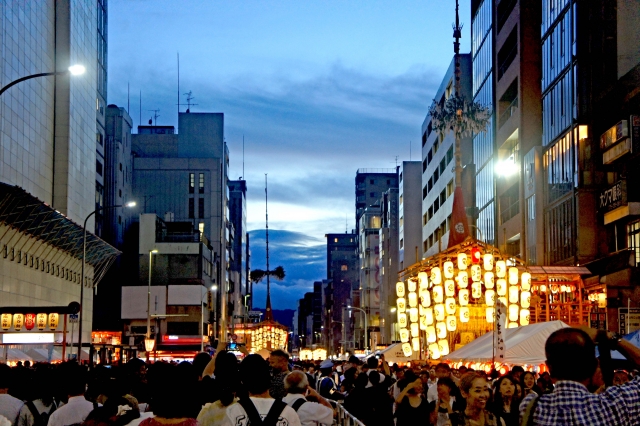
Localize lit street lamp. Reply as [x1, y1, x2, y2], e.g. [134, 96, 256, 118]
[146, 249, 158, 357]
[0, 65, 85, 96]
[347, 305, 368, 353]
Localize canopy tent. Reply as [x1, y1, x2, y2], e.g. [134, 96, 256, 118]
[370, 343, 420, 364]
[444, 320, 569, 365]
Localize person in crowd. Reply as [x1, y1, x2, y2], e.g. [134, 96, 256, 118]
[48, 363, 96, 426]
[282, 371, 334, 426]
[305, 364, 317, 389]
[490, 376, 519, 426]
[427, 363, 454, 403]
[17, 367, 58, 426]
[519, 372, 539, 397]
[428, 377, 462, 426]
[519, 327, 640, 425]
[509, 367, 524, 384]
[197, 351, 241, 426]
[268, 350, 291, 400]
[342, 373, 371, 424]
[221, 355, 301, 426]
[316, 363, 344, 401]
[339, 367, 358, 396]
[0, 364, 24, 426]
[451, 372, 503, 426]
[394, 378, 430, 426]
[82, 396, 139, 426]
[613, 370, 631, 386]
[535, 372, 553, 394]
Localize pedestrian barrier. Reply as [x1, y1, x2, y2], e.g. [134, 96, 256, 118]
[334, 402, 366, 426]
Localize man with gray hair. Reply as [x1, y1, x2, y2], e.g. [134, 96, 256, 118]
[283, 371, 334, 426]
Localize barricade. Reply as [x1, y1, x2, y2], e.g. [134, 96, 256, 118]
[333, 402, 366, 426]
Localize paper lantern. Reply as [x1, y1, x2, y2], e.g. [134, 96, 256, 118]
[25, 313, 36, 330]
[445, 298, 456, 315]
[398, 313, 407, 328]
[598, 293, 607, 308]
[444, 261, 454, 278]
[436, 322, 447, 339]
[509, 286, 520, 304]
[445, 280, 456, 297]
[508, 322, 519, 329]
[408, 279, 417, 292]
[496, 279, 507, 296]
[429, 343, 441, 359]
[412, 337, 420, 351]
[434, 304, 445, 322]
[408, 292, 418, 308]
[446, 315, 457, 331]
[540, 284, 547, 293]
[560, 285, 567, 293]
[397, 297, 406, 312]
[426, 326, 437, 343]
[431, 267, 442, 284]
[483, 253, 494, 271]
[471, 265, 482, 282]
[36, 313, 47, 330]
[472, 282, 482, 299]
[521, 272, 531, 291]
[496, 260, 506, 277]
[460, 306, 470, 323]
[457, 271, 468, 288]
[424, 308, 434, 325]
[1, 314, 11, 330]
[438, 339, 450, 356]
[520, 309, 530, 325]
[13, 313, 24, 330]
[402, 343, 413, 357]
[420, 289, 431, 307]
[433, 285, 444, 303]
[509, 267, 519, 285]
[484, 272, 495, 289]
[396, 282, 405, 297]
[410, 323, 420, 337]
[486, 307, 495, 323]
[521, 291, 531, 309]
[419, 315, 427, 330]
[485, 289, 495, 306]
[509, 304, 519, 322]
[409, 308, 419, 323]
[400, 328, 410, 343]
[457, 253, 468, 270]
[418, 272, 429, 289]
[459, 289, 469, 306]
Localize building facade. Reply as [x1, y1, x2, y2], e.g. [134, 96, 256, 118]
[228, 180, 250, 322]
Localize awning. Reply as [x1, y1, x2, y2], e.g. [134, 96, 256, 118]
[527, 266, 592, 275]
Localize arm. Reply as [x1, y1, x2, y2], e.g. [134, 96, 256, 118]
[202, 340, 227, 378]
[394, 380, 418, 404]
[306, 386, 335, 411]
[380, 355, 390, 376]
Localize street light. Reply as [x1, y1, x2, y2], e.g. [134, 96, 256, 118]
[78, 201, 136, 361]
[0, 65, 85, 96]
[347, 305, 369, 353]
[146, 249, 159, 357]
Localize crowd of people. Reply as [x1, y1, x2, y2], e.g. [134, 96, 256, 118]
[0, 327, 640, 426]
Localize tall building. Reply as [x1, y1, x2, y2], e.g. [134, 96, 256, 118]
[398, 161, 423, 270]
[228, 180, 250, 321]
[355, 169, 399, 234]
[378, 188, 399, 344]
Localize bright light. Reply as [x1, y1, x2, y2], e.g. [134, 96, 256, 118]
[211, 285, 218, 291]
[347, 305, 352, 309]
[496, 156, 519, 177]
[125, 201, 136, 207]
[68, 65, 85, 75]
[151, 249, 158, 254]
[390, 307, 397, 313]
[3, 333, 55, 344]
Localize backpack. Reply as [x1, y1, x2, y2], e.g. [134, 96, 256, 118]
[26, 401, 56, 426]
[237, 398, 287, 426]
[291, 398, 307, 412]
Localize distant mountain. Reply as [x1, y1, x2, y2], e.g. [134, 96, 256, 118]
[254, 308, 295, 329]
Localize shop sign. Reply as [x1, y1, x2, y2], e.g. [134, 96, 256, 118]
[619, 308, 640, 335]
[36, 313, 47, 330]
[600, 120, 628, 150]
[599, 180, 627, 213]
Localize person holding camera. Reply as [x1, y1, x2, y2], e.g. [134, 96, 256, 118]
[282, 371, 334, 426]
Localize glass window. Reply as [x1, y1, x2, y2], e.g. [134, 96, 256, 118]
[628, 221, 640, 266]
[199, 173, 205, 193]
[189, 173, 195, 193]
[189, 198, 195, 218]
[199, 198, 205, 218]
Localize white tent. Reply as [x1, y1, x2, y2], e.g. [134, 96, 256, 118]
[444, 320, 569, 365]
[372, 343, 420, 364]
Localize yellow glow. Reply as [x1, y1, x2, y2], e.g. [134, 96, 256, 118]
[460, 306, 470, 323]
[457, 253, 468, 270]
[429, 343, 441, 359]
[485, 289, 495, 306]
[398, 313, 407, 328]
[457, 271, 468, 288]
[508, 267, 519, 285]
[438, 339, 450, 356]
[396, 282, 405, 297]
[445, 280, 456, 297]
[397, 297, 406, 312]
[420, 289, 431, 307]
[521, 272, 531, 291]
[424, 308, 434, 325]
[412, 337, 420, 351]
[484, 272, 494, 289]
[521, 291, 531, 308]
[496, 260, 506, 277]
[496, 279, 507, 296]
[483, 253, 494, 271]
[408, 292, 418, 308]
[399, 328, 410, 343]
[444, 261, 454, 278]
[520, 309, 530, 325]
[409, 308, 419, 323]
[446, 315, 457, 331]
[509, 286, 520, 304]
[445, 298, 456, 314]
[471, 282, 482, 299]
[418, 272, 429, 289]
[433, 285, 444, 303]
[509, 304, 519, 322]
[486, 307, 495, 323]
[402, 342, 413, 357]
[436, 322, 447, 339]
[426, 326, 436, 343]
[431, 267, 442, 284]
[459, 289, 469, 306]
[408, 279, 417, 292]
[471, 265, 482, 282]
[508, 322, 519, 329]
[410, 323, 419, 337]
[434, 304, 445, 322]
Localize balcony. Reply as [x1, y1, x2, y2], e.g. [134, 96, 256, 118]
[499, 97, 518, 129]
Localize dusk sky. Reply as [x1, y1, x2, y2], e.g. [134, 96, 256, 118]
[108, 0, 471, 310]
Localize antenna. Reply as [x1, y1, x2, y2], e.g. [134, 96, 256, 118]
[139, 90, 142, 131]
[149, 109, 160, 126]
[242, 135, 245, 180]
[177, 52, 180, 116]
[345, 213, 348, 234]
[177, 91, 198, 113]
[392, 155, 399, 167]
[410, 140, 412, 160]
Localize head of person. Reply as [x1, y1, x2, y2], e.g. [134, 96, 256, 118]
[284, 371, 309, 395]
[214, 350, 240, 405]
[459, 372, 490, 411]
[366, 357, 379, 370]
[521, 371, 536, 390]
[269, 350, 290, 373]
[510, 366, 524, 382]
[434, 362, 451, 380]
[193, 352, 212, 378]
[406, 379, 423, 395]
[240, 354, 272, 396]
[494, 375, 516, 399]
[0, 364, 13, 391]
[436, 377, 457, 402]
[545, 328, 598, 384]
[147, 363, 199, 419]
[58, 362, 88, 397]
[419, 370, 430, 385]
[354, 372, 369, 388]
[613, 370, 631, 386]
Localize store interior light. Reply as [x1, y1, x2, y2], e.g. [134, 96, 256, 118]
[496, 155, 518, 177]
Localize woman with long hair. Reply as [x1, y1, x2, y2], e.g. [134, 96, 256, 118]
[520, 372, 540, 397]
[197, 351, 241, 426]
[451, 372, 504, 426]
[394, 378, 430, 426]
[490, 376, 520, 426]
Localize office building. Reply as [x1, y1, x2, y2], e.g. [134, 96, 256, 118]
[228, 180, 251, 320]
[378, 188, 399, 344]
[398, 161, 423, 269]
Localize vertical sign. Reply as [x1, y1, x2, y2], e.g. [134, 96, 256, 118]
[618, 308, 640, 335]
[494, 300, 507, 362]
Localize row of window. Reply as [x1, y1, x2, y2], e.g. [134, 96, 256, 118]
[189, 173, 205, 193]
[423, 146, 454, 199]
[423, 180, 455, 225]
[423, 215, 452, 253]
[188, 198, 206, 219]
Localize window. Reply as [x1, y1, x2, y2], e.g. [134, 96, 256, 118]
[399, 194, 403, 205]
[423, 158, 427, 172]
[400, 238, 404, 249]
[428, 177, 433, 192]
[199, 173, 205, 193]
[118, 189, 122, 198]
[198, 198, 205, 218]
[434, 167, 439, 183]
[423, 213, 428, 226]
[527, 195, 536, 221]
[434, 197, 440, 213]
[341, 264, 348, 271]
[189, 198, 195, 218]
[334, 238, 338, 243]
[189, 173, 195, 193]
[96, 133, 103, 146]
[628, 221, 640, 266]
[119, 163, 122, 171]
[447, 146, 454, 164]
[447, 179, 454, 198]
[440, 189, 446, 206]
[440, 157, 446, 175]
[370, 179, 374, 184]
[118, 215, 122, 224]
[96, 160, 103, 176]
[387, 180, 391, 185]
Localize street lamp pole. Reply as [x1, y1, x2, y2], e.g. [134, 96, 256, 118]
[78, 202, 135, 361]
[0, 65, 86, 96]
[146, 249, 158, 360]
[347, 305, 368, 353]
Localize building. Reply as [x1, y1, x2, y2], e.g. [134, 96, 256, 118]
[228, 180, 251, 322]
[355, 169, 399, 234]
[398, 161, 423, 270]
[378, 188, 399, 344]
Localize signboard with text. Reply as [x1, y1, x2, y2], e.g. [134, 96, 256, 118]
[619, 308, 640, 335]
[599, 180, 627, 213]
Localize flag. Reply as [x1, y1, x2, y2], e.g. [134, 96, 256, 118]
[447, 186, 470, 247]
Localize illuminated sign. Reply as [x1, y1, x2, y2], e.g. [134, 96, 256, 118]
[161, 335, 203, 345]
[2, 333, 55, 344]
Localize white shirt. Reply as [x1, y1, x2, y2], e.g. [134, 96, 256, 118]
[47, 396, 95, 426]
[18, 399, 56, 426]
[222, 397, 301, 426]
[0, 394, 24, 426]
[282, 395, 333, 426]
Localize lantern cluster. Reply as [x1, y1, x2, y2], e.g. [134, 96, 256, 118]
[249, 325, 287, 352]
[1, 313, 59, 331]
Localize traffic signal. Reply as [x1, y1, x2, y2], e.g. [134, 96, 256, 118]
[471, 247, 481, 264]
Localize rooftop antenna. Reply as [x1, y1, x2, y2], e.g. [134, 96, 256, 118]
[242, 135, 245, 180]
[139, 91, 142, 131]
[392, 155, 399, 167]
[345, 213, 348, 234]
[178, 91, 198, 113]
[177, 52, 180, 116]
[149, 109, 160, 126]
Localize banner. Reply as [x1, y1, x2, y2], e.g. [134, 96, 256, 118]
[448, 186, 470, 247]
[494, 300, 507, 362]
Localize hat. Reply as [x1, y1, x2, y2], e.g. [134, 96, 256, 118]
[348, 355, 362, 365]
[319, 359, 334, 369]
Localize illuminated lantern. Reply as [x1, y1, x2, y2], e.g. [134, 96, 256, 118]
[496, 260, 506, 277]
[419, 305, 424, 315]
[471, 265, 482, 282]
[24, 313, 36, 330]
[485, 289, 495, 306]
[446, 315, 457, 331]
[402, 343, 413, 357]
[398, 313, 408, 328]
[460, 306, 470, 323]
[521, 291, 531, 309]
[509, 304, 519, 322]
[457, 271, 469, 288]
[431, 267, 442, 284]
[429, 343, 441, 359]
[486, 307, 495, 323]
[410, 323, 419, 337]
[418, 272, 429, 289]
[425, 308, 434, 325]
[36, 313, 47, 330]
[433, 286, 444, 303]
[436, 322, 447, 339]
[560, 285, 567, 293]
[445, 280, 456, 297]
[426, 326, 437, 343]
[445, 298, 456, 315]
[521, 272, 532, 291]
[483, 253, 494, 271]
[457, 253, 468, 270]
[496, 279, 507, 296]
[458, 289, 469, 306]
[412, 337, 420, 351]
[540, 284, 547, 293]
[408, 280, 417, 292]
[520, 309, 530, 326]
[408, 292, 418, 308]
[509, 267, 519, 285]
[400, 328, 410, 343]
[419, 315, 427, 330]
[397, 297, 407, 312]
[409, 308, 419, 323]
[508, 322, 519, 329]
[420, 290, 431, 307]
[444, 261, 455, 278]
[1, 314, 11, 330]
[396, 282, 406, 297]
[472, 282, 482, 299]
[438, 339, 450, 356]
[434, 304, 445, 322]
[509, 286, 519, 304]
[484, 272, 495, 289]
[598, 293, 607, 308]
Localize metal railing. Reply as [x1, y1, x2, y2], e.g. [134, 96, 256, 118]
[498, 43, 517, 79]
[498, 97, 518, 129]
[500, 199, 520, 224]
[335, 402, 366, 426]
[356, 168, 396, 174]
